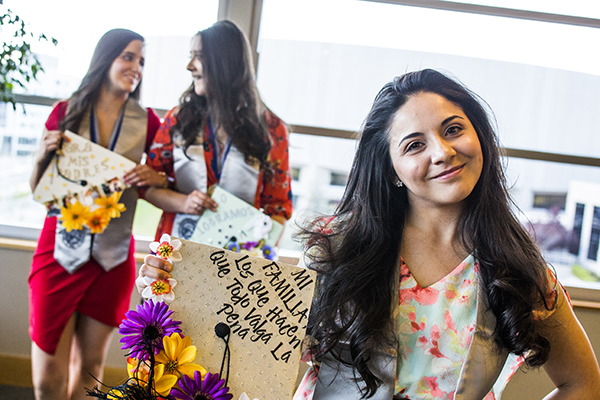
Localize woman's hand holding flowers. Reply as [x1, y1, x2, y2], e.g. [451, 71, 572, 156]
[137, 254, 173, 295]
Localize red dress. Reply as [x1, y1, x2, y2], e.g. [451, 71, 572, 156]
[28, 101, 160, 355]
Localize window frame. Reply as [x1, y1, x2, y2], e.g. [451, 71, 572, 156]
[4, 0, 600, 304]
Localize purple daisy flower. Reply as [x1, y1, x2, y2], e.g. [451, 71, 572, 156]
[171, 371, 233, 400]
[118, 299, 182, 360]
[241, 241, 258, 251]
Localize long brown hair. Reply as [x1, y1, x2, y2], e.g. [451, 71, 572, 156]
[174, 20, 271, 165]
[59, 28, 144, 133]
[298, 69, 554, 398]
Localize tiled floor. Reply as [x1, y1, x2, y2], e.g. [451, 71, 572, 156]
[0, 385, 35, 400]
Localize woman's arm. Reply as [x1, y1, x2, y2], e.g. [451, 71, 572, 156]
[123, 164, 168, 188]
[260, 113, 293, 222]
[144, 186, 217, 215]
[271, 215, 286, 225]
[31, 101, 68, 191]
[542, 286, 600, 399]
[121, 107, 171, 189]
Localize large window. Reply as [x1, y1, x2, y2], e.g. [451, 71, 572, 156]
[3, 0, 600, 291]
[438, 0, 600, 19]
[256, 0, 600, 288]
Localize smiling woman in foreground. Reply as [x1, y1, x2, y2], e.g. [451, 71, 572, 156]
[293, 69, 600, 399]
[139, 69, 600, 399]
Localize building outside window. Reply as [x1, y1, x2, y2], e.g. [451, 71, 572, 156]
[256, 0, 600, 288]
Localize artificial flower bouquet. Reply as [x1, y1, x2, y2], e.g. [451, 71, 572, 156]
[88, 234, 262, 400]
[224, 237, 275, 260]
[51, 188, 127, 234]
[87, 299, 233, 400]
[33, 130, 136, 235]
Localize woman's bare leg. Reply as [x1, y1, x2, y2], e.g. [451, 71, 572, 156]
[67, 314, 115, 400]
[31, 313, 77, 400]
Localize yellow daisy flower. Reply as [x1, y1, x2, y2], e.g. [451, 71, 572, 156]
[155, 333, 207, 379]
[119, 357, 178, 397]
[87, 209, 111, 234]
[59, 201, 91, 232]
[95, 191, 126, 219]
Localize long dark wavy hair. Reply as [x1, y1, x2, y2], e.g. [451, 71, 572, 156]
[59, 29, 144, 133]
[174, 20, 271, 165]
[299, 69, 555, 398]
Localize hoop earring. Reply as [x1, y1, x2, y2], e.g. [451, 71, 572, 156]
[395, 179, 403, 187]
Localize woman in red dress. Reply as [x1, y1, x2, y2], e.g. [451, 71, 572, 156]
[28, 29, 165, 400]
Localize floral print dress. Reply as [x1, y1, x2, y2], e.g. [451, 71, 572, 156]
[395, 254, 522, 399]
[294, 254, 559, 400]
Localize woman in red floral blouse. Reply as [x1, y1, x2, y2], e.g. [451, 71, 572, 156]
[144, 20, 292, 241]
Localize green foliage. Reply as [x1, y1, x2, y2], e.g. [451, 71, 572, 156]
[0, 8, 57, 109]
[572, 264, 600, 282]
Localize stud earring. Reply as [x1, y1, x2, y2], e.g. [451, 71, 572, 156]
[395, 179, 403, 187]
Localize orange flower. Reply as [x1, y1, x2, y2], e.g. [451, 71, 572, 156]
[87, 209, 111, 234]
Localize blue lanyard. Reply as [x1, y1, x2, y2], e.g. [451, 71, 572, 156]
[90, 105, 125, 151]
[208, 119, 232, 182]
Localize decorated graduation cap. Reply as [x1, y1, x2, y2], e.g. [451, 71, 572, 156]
[189, 186, 284, 249]
[134, 237, 316, 400]
[33, 130, 135, 205]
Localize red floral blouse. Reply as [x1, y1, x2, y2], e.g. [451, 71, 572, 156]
[146, 107, 293, 240]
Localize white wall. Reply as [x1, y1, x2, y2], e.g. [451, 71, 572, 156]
[1, 244, 139, 368]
